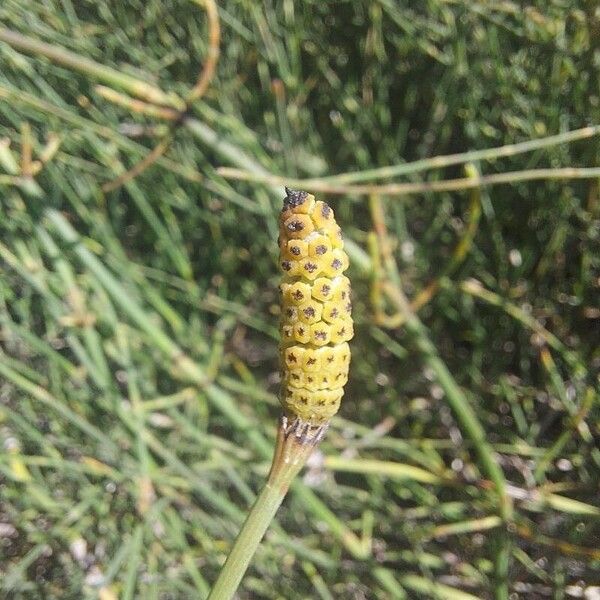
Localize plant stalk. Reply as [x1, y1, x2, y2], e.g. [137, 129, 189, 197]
[207, 481, 286, 600]
[217, 165, 600, 196]
[207, 417, 326, 600]
[0, 27, 184, 109]
[369, 195, 513, 522]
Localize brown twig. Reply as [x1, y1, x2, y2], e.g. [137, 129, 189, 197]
[20, 122, 33, 176]
[515, 522, 600, 560]
[102, 136, 175, 193]
[188, 0, 220, 104]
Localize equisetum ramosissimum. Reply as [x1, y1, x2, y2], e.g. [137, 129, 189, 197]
[208, 189, 353, 600]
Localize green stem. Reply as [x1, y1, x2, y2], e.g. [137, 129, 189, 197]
[323, 124, 600, 184]
[217, 165, 600, 196]
[493, 528, 511, 600]
[0, 27, 184, 109]
[370, 196, 513, 522]
[383, 280, 513, 522]
[207, 481, 286, 600]
[208, 419, 316, 600]
[370, 196, 512, 600]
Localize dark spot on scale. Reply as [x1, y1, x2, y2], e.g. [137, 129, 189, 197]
[288, 353, 297, 362]
[315, 245, 327, 255]
[321, 204, 332, 218]
[281, 261, 292, 271]
[287, 220, 304, 232]
[330, 308, 339, 318]
[346, 302, 352, 313]
[321, 284, 331, 295]
[292, 290, 304, 301]
[318, 399, 326, 406]
[292, 373, 300, 380]
[286, 308, 295, 317]
[307, 358, 316, 365]
[331, 258, 342, 270]
[290, 245, 301, 255]
[314, 330, 327, 340]
[327, 356, 334, 363]
[303, 306, 316, 317]
[307, 376, 314, 382]
[304, 262, 317, 273]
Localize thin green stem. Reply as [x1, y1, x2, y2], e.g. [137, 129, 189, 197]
[369, 195, 512, 600]
[323, 456, 447, 485]
[323, 125, 600, 184]
[370, 196, 513, 521]
[0, 27, 183, 109]
[382, 278, 514, 524]
[217, 165, 600, 196]
[207, 481, 286, 600]
[493, 528, 511, 600]
[207, 421, 315, 600]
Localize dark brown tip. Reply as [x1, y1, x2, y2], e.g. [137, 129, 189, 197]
[284, 188, 308, 209]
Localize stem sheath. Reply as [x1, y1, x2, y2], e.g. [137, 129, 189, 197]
[207, 417, 325, 600]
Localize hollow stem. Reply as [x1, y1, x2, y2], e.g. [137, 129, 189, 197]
[217, 165, 600, 196]
[206, 481, 286, 600]
[207, 416, 327, 600]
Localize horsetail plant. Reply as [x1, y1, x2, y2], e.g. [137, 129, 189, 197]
[207, 189, 353, 599]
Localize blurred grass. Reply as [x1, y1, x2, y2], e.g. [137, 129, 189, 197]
[0, 1, 599, 598]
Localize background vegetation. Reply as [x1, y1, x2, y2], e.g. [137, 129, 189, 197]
[0, 1, 599, 598]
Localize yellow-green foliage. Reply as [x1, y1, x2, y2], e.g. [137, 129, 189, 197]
[278, 190, 353, 424]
